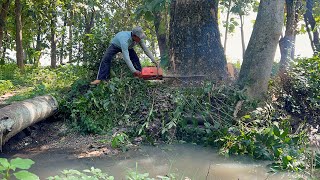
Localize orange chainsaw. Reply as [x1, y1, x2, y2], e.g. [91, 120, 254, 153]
[140, 67, 206, 80]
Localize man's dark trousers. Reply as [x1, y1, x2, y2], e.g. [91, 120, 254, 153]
[97, 44, 142, 80]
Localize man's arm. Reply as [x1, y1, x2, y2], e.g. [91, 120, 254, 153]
[139, 41, 157, 65]
[120, 42, 138, 73]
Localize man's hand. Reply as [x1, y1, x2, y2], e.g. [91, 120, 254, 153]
[133, 71, 142, 78]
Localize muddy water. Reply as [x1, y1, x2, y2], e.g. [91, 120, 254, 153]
[4, 144, 298, 180]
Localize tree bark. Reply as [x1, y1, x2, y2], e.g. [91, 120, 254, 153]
[0, 0, 10, 54]
[83, 9, 95, 65]
[1, 30, 8, 64]
[15, 0, 24, 71]
[0, 95, 58, 147]
[239, 14, 245, 59]
[169, 0, 227, 81]
[34, 25, 42, 67]
[279, 0, 302, 74]
[68, 6, 74, 63]
[237, 0, 285, 100]
[60, 12, 68, 65]
[50, 6, 57, 68]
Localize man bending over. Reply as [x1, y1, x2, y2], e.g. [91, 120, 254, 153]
[90, 26, 158, 85]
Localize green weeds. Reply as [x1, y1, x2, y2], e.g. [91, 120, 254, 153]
[48, 167, 114, 180]
[0, 158, 39, 180]
[0, 64, 88, 103]
[111, 132, 130, 152]
[0, 80, 13, 95]
[1, 56, 319, 174]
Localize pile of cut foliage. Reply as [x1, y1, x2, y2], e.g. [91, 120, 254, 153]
[1, 56, 319, 174]
[57, 57, 320, 173]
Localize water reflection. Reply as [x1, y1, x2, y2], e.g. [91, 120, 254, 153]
[5, 144, 299, 179]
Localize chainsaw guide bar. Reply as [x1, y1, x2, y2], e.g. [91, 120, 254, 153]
[141, 67, 206, 80]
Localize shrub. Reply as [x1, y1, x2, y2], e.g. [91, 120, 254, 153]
[0, 158, 39, 180]
[0, 80, 14, 95]
[277, 56, 320, 128]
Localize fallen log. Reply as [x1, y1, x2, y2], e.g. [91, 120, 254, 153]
[0, 95, 58, 148]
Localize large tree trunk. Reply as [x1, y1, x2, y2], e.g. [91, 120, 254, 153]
[169, 0, 227, 81]
[304, 0, 319, 54]
[237, 0, 285, 100]
[15, 0, 24, 71]
[0, 0, 10, 54]
[279, 0, 302, 74]
[0, 95, 58, 147]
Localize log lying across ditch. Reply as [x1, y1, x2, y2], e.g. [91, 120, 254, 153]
[0, 95, 58, 148]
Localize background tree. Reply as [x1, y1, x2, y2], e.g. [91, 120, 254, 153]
[279, 0, 303, 75]
[237, 0, 285, 100]
[169, 0, 227, 80]
[50, 0, 58, 68]
[220, 0, 233, 54]
[304, 0, 320, 54]
[15, 0, 24, 71]
[0, 0, 11, 64]
[68, 1, 74, 64]
[230, 0, 258, 58]
[136, 0, 170, 65]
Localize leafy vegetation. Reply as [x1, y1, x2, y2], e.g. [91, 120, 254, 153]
[111, 132, 130, 151]
[1, 0, 320, 178]
[4, 55, 304, 174]
[0, 158, 39, 180]
[0, 64, 88, 101]
[1, 56, 320, 175]
[47, 167, 114, 180]
[0, 80, 13, 95]
[276, 57, 320, 126]
[217, 114, 308, 171]
[1, 158, 181, 180]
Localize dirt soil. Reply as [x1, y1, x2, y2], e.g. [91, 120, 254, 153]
[0, 89, 143, 158]
[1, 119, 138, 158]
[0, 92, 15, 108]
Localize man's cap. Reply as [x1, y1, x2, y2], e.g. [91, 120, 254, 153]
[132, 26, 146, 39]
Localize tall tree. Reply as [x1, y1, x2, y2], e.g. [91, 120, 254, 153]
[59, 12, 68, 65]
[169, 0, 227, 80]
[34, 24, 42, 67]
[237, 0, 285, 100]
[15, 0, 24, 71]
[136, 0, 169, 64]
[0, 0, 11, 58]
[222, 0, 232, 53]
[230, 0, 258, 58]
[279, 0, 302, 74]
[50, 0, 57, 68]
[83, 7, 96, 65]
[153, 10, 168, 62]
[68, 4, 73, 63]
[304, 0, 320, 54]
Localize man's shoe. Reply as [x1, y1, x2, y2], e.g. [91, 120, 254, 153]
[90, 80, 101, 85]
